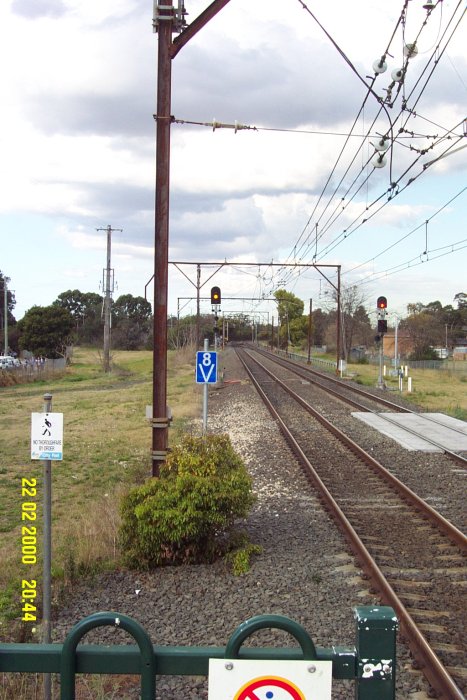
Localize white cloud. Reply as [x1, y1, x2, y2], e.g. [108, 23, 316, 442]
[2, 0, 465, 321]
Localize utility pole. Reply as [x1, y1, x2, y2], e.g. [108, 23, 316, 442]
[336, 265, 342, 375]
[196, 263, 201, 349]
[3, 277, 8, 355]
[97, 225, 122, 373]
[307, 298, 312, 364]
[153, 0, 228, 483]
[394, 314, 400, 372]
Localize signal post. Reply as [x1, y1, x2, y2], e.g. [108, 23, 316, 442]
[376, 296, 388, 389]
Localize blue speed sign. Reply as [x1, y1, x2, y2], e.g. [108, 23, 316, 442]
[196, 351, 217, 384]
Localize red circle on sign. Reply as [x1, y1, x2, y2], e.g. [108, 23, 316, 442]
[234, 675, 305, 700]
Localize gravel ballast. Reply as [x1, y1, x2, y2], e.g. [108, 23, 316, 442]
[52, 347, 435, 699]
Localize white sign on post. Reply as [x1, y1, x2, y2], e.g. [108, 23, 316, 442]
[31, 413, 64, 460]
[208, 659, 332, 700]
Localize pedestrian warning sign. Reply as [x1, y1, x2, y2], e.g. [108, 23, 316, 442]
[208, 659, 332, 699]
[31, 412, 64, 460]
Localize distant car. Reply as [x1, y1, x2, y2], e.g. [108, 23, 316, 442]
[0, 356, 16, 369]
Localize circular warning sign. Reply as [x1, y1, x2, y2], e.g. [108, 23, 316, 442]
[234, 675, 305, 700]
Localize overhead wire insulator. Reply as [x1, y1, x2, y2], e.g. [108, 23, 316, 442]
[372, 58, 388, 75]
[372, 137, 390, 152]
[212, 119, 250, 133]
[391, 68, 404, 82]
[404, 42, 418, 58]
[372, 153, 387, 168]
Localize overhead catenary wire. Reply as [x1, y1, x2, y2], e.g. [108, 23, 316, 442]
[169, 116, 398, 140]
[274, 3, 407, 275]
[353, 238, 467, 287]
[276, 0, 411, 273]
[343, 187, 467, 276]
[311, 124, 466, 261]
[168, 0, 464, 304]
[168, 0, 463, 285]
[269, 0, 465, 293]
[279, 103, 464, 283]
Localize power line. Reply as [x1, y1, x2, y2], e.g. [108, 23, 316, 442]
[343, 187, 467, 276]
[354, 238, 467, 287]
[170, 117, 387, 139]
[312, 125, 465, 260]
[273, 0, 464, 291]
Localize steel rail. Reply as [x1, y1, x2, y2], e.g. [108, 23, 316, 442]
[236, 348, 466, 700]
[250, 346, 467, 468]
[251, 347, 386, 412]
[252, 344, 410, 412]
[242, 348, 466, 548]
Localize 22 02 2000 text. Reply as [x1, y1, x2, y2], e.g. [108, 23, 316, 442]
[21, 477, 38, 623]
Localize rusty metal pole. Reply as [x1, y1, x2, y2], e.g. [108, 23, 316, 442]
[150, 0, 233, 476]
[152, 6, 173, 476]
[196, 263, 201, 349]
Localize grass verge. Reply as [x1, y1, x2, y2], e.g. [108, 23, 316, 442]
[0, 346, 202, 641]
[344, 361, 467, 417]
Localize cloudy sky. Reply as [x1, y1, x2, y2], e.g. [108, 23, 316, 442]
[1, 0, 466, 326]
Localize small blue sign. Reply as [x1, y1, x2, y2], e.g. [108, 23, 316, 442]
[196, 351, 217, 384]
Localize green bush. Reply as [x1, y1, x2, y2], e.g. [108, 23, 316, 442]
[119, 434, 256, 569]
[225, 532, 262, 576]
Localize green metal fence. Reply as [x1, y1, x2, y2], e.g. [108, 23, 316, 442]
[0, 606, 397, 699]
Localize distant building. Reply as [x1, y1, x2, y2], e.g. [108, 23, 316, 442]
[453, 347, 467, 361]
[382, 333, 414, 359]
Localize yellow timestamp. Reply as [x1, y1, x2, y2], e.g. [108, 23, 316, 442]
[21, 477, 38, 622]
[21, 580, 37, 622]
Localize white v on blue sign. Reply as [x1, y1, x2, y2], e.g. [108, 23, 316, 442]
[196, 351, 217, 384]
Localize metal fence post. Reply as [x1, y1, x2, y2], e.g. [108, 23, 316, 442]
[60, 612, 156, 700]
[354, 606, 397, 700]
[42, 392, 53, 700]
[225, 614, 317, 660]
[202, 338, 209, 432]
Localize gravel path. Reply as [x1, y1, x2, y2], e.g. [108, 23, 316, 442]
[52, 347, 435, 699]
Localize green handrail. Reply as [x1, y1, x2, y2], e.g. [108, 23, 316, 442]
[60, 612, 155, 700]
[225, 614, 317, 659]
[0, 606, 397, 698]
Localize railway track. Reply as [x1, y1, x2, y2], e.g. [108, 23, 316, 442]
[248, 345, 467, 468]
[236, 346, 467, 700]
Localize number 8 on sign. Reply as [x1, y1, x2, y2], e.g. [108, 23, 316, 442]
[195, 351, 217, 384]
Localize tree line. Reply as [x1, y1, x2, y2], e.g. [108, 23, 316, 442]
[0, 276, 152, 358]
[1, 270, 465, 360]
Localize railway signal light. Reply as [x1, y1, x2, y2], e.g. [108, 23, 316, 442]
[211, 286, 221, 305]
[377, 296, 388, 328]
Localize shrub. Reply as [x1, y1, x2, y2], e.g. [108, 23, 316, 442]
[225, 532, 262, 576]
[119, 434, 256, 569]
